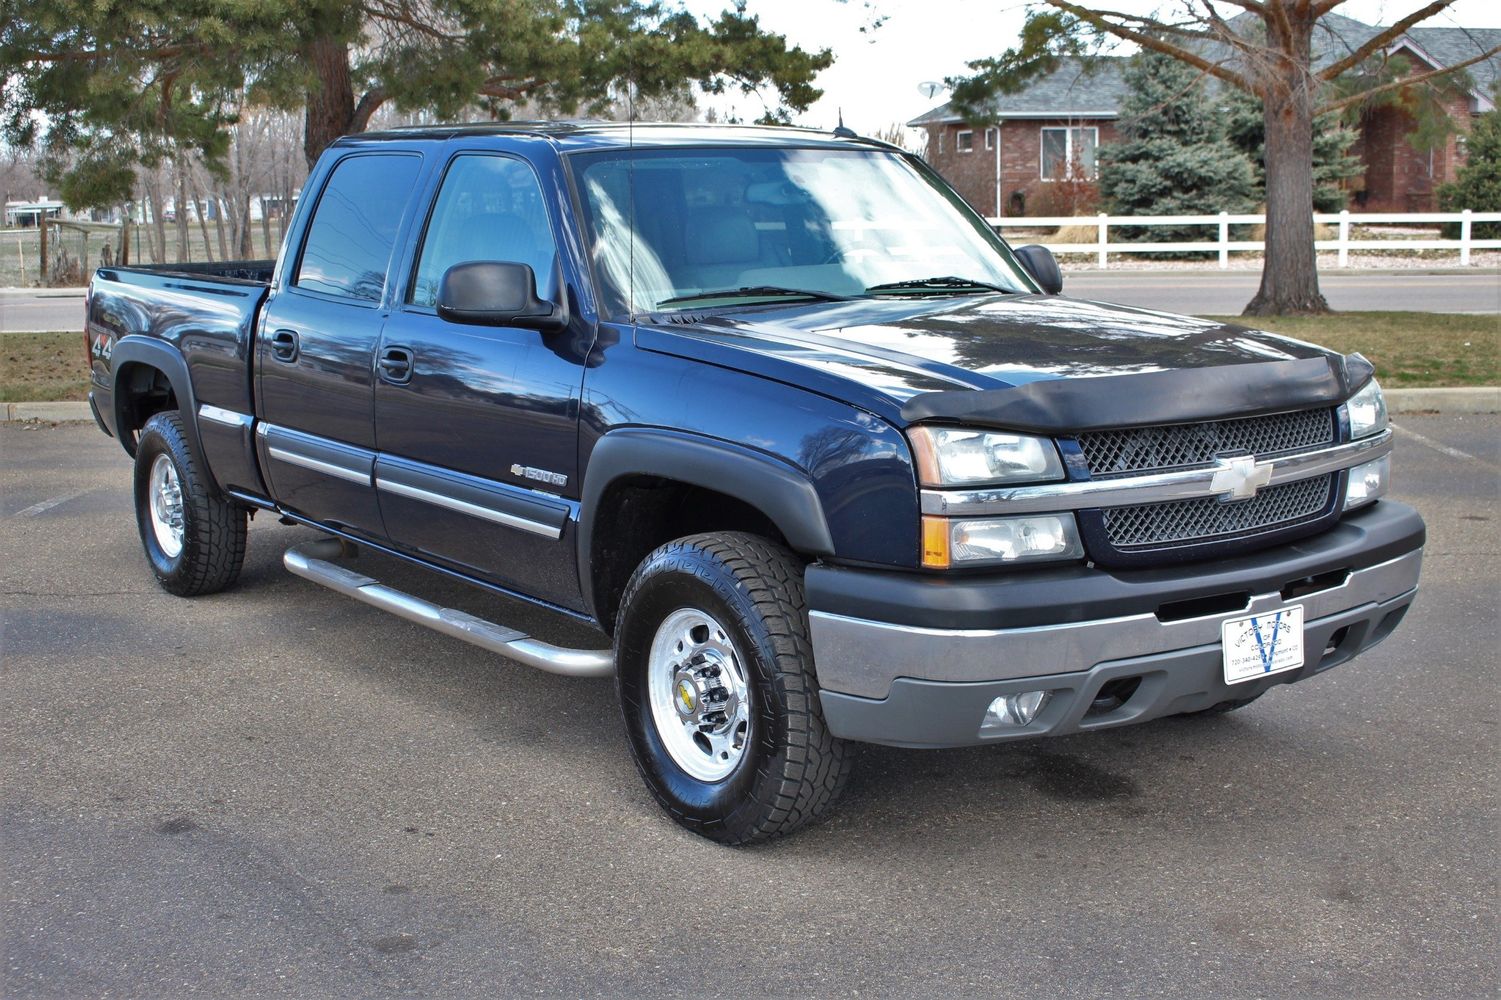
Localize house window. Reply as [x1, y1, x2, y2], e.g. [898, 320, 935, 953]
[985, 128, 996, 150]
[937, 129, 944, 155]
[957, 130, 974, 153]
[1040, 126, 1098, 180]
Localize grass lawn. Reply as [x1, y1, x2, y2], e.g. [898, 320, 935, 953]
[1203, 312, 1499, 388]
[2, 312, 1496, 403]
[1, 331, 89, 402]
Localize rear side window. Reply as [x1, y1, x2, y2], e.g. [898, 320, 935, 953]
[410, 155, 558, 307]
[295, 153, 421, 302]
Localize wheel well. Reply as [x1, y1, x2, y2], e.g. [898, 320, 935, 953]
[114, 362, 178, 454]
[590, 476, 793, 634]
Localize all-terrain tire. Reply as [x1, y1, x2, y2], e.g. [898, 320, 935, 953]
[133, 411, 247, 596]
[615, 531, 852, 845]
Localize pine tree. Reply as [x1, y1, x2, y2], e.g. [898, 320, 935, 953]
[1224, 90, 1363, 213]
[1097, 51, 1257, 245]
[1438, 98, 1501, 239]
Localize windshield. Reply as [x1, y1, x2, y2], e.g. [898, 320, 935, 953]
[568, 146, 1036, 315]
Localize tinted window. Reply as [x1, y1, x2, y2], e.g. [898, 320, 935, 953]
[411, 155, 558, 307]
[296, 153, 421, 301]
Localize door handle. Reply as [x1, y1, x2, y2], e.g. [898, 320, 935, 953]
[378, 346, 414, 385]
[269, 329, 299, 363]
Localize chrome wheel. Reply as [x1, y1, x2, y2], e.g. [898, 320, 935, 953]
[647, 607, 751, 782]
[148, 453, 185, 559]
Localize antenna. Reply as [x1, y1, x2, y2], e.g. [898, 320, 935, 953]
[832, 108, 857, 139]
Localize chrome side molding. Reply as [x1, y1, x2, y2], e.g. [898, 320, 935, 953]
[283, 539, 613, 678]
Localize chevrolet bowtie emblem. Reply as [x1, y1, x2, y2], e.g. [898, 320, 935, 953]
[1210, 454, 1273, 502]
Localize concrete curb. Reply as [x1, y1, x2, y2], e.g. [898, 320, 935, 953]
[1385, 387, 1501, 415]
[4, 388, 1497, 424]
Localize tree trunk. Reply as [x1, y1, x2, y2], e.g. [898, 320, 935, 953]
[186, 167, 216, 262]
[1244, 12, 1329, 316]
[174, 157, 192, 263]
[303, 35, 356, 169]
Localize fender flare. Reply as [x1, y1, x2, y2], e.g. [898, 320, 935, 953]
[577, 427, 835, 618]
[109, 336, 207, 475]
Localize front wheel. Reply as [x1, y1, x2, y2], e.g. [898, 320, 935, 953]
[133, 411, 247, 596]
[615, 532, 851, 844]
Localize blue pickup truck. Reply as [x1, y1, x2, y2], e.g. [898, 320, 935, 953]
[86, 122, 1424, 843]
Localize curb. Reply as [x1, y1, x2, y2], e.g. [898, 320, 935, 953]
[1384, 387, 1501, 415]
[4, 388, 1497, 424]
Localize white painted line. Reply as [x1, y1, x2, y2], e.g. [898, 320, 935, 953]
[1391, 422, 1498, 471]
[13, 487, 91, 517]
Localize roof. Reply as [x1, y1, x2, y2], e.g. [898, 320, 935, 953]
[345, 121, 901, 152]
[907, 57, 1128, 126]
[909, 14, 1501, 127]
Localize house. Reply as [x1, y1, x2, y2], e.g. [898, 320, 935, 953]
[909, 15, 1500, 216]
[908, 57, 1127, 218]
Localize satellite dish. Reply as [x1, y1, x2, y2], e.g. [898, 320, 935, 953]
[918, 81, 946, 100]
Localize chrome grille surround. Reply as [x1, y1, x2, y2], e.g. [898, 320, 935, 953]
[1077, 408, 1336, 479]
[1102, 474, 1335, 550]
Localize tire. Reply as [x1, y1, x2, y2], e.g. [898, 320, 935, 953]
[615, 532, 852, 845]
[1186, 691, 1266, 716]
[133, 411, 247, 596]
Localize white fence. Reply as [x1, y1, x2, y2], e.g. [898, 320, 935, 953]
[987, 210, 1501, 268]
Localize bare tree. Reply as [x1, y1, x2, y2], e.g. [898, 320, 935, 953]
[952, 2, 1501, 314]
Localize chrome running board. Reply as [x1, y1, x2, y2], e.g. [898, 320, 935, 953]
[283, 538, 614, 678]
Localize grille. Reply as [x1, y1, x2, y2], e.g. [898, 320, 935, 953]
[1077, 408, 1335, 478]
[1103, 475, 1334, 550]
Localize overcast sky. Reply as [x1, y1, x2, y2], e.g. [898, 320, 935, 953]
[684, 0, 1501, 136]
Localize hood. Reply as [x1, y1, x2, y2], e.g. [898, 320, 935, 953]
[635, 294, 1367, 431]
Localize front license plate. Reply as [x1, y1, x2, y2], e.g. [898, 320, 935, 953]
[1221, 605, 1305, 685]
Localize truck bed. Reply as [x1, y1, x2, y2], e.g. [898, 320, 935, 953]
[107, 259, 277, 285]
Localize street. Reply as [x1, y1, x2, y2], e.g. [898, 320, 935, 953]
[1, 417, 1497, 999]
[2, 269, 1498, 333]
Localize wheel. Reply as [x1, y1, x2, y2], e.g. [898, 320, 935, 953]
[133, 411, 247, 596]
[615, 532, 852, 844]
[1185, 691, 1266, 716]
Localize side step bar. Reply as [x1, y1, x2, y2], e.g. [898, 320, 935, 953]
[283, 539, 614, 678]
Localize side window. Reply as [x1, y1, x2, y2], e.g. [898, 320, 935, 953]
[410, 155, 558, 308]
[295, 153, 421, 301]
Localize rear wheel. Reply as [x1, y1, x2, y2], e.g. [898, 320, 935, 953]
[615, 532, 851, 844]
[133, 411, 247, 596]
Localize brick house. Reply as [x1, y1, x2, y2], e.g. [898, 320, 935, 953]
[908, 58, 1126, 218]
[910, 15, 1499, 217]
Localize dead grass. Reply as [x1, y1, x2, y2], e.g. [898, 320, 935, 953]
[1, 332, 89, 402]
[2, 314, 1495, 403]
[1203, 312, 1501, 388]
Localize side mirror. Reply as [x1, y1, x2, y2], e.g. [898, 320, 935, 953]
[1013, 244, 1063, 295]
[437, 261, 566, 331]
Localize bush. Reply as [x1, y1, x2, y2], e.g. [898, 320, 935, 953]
[1438, 104, 1501, 239]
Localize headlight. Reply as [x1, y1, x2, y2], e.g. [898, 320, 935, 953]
[909, 426, 1064, 486]
[1344, 380, 1387, 439]
[922, 513, 1083, 568]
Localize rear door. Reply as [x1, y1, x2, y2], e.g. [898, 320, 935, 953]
[373, 150, 589, 606]
[256, 150, 424, 535]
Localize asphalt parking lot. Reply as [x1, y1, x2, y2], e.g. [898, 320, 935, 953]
[2, 416, 1497, 999]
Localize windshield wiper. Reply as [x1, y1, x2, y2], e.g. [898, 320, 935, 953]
[865, 276, 1015, 296]
[656, 285, 852, 307]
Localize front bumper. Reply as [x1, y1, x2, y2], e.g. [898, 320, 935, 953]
[808, 501, 1424, 748]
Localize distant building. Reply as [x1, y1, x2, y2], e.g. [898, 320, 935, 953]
[909, 58, 1125, 218]
[909, 14, 1500, 216]
[5, 199, 66, 228]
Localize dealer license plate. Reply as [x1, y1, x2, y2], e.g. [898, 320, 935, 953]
[1221, 605, 1305, 685]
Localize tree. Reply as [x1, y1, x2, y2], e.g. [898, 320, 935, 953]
[949, 3, 1501, 316]
[1438, 97, 1501, 238]
[2, 0, 833, 202]
[1224, 90, 1362, 213]
[1098, 51, 1257, 242]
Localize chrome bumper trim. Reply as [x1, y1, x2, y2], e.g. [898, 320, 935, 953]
[809, 547, 1422, 700]
[921, 430, 1392, 516]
